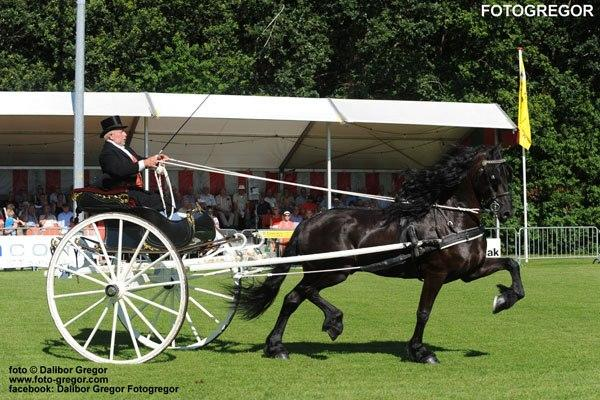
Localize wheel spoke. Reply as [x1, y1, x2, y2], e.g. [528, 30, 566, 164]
[116, 219, 124, 280]
[64, 296, 107, 327]
[127, 281, 183, 293]
[109, 301, 119, 361]
[92, 222, 116, 281]
[189, 295, 219, 323]
[125, 291, 179, 317]
[55, 264, 107, 287]
[66, 238, 111, 283]
[184, 312, 204, 346]
[127, 288, 166, 321]
[125, 252, 171, 286]
[192, 286, 234, 301]
[119, 230, 150, 281]
[83, 305, 109, 350]
[54, 289, 107, 299]
[119, 300, 141, 359]
[123, 297, 165, 343]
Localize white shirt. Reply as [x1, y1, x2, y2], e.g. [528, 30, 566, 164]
[108, 140, 145, 172]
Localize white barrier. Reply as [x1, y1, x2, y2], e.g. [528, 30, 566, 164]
[0, 235, 57, 270]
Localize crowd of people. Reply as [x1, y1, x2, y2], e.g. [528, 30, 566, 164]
[174, 185, 392, 231]
[0, 185, 75, 235]
[0, 183, 393, 235]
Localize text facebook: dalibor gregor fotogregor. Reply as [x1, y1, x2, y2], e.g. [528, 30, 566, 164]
[481, 4, 594, 17]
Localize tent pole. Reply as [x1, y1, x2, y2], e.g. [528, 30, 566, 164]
[327, 123, 332, 209]
[73, 0, 85, 216]
[144, 117, 149, 191]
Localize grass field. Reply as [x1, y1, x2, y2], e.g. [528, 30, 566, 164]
[1, 258, 600, 399]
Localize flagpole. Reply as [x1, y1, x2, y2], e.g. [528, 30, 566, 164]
[517, 46, 531, 263]
[522, 146, 529, 262]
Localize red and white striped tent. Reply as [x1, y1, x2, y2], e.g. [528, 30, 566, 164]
[0, 92, 516, 197]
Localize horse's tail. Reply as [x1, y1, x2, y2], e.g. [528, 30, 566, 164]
[236, 233, 300, 320]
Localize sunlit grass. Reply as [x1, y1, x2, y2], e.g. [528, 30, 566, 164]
[1, 258, 599, 399]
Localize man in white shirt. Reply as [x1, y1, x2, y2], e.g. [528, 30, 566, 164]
[197, 186, 217, 208]
[57, 204, 74, 233]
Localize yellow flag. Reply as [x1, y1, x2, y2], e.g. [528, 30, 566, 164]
[518, 48, 531, 149]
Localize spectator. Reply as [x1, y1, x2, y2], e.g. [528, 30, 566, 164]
[300, 197, 318, 216]
[295, 188, 308, 206]
[3, 208, 24, 235]
[181, 186, 196, 206]
[19, 203, 38, 227]
[270, 206, 283, 226]
[39, 205, 58, 228]
[57, 204, 74, 232]
[232, 185, 248, 229]
[256, 195, 273, 228]
[290, 205, 303, 223]
[271, 210, 298, 254]
[215, 188, 234, 228]
[263, 189, 277, 209]
[197, 186, 216, 208]
[206, 206, 220, 229]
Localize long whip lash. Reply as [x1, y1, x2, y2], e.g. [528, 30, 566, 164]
[159, 96, 210, 154]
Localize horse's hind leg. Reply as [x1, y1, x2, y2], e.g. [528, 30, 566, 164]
[264, 282, 309, 359]
[462, 258, 525, 314]
[264, 271, 348, 358]
[305, 272, 349, 341]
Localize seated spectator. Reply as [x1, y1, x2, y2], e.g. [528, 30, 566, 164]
[197, 186, 216, 208]
[270, 206, 283, 226]
[295, 188, 308, 206]
[271, 210, 298, 254]
[206, 206, 220, 229]
[300, 197, 318, 216]
[19, 203, 39, 227]
[215, 188, 234, 228]
[290, 205, 303, 223]
[3, 208, 24, 235]
[304, 208, 315, 220]
[263, 189, 277, 209]
[39, 205, 58, 228]
[256, 196, 273, 228]
[57, 204, 74, 232]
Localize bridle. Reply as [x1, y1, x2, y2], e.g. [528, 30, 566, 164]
[479, 158, 510, 216]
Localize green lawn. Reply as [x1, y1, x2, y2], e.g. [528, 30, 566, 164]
[1, 258, 600, 399]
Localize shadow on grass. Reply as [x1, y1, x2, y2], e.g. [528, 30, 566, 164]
[42, 329, 176, 364]
[203, 339, 489, 361]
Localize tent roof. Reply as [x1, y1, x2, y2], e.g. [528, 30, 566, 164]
[0, 91, 516, 170]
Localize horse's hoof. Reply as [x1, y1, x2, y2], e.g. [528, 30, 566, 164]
[424, 355, 439, 364]
[274, 352, 289, 360]
[492, 294, 505, 314]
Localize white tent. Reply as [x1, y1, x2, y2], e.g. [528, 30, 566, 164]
[0, 91, 516, 170]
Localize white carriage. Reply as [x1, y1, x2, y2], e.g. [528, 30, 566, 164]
[46, 167, 417, 364]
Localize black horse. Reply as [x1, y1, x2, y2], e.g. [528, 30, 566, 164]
[236, 145, 524, 364]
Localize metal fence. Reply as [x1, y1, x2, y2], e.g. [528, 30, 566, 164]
[518, 226, 600, 260]
[485, 227, 519, 259]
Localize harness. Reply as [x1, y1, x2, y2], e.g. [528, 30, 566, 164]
[361, 157, 507, 275]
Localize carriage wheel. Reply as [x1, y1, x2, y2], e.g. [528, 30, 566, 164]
[128, 258, 240, 350]
[46, 213, 187, 364]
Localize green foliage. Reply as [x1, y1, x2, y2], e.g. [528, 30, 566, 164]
[0, 0, 597, 226]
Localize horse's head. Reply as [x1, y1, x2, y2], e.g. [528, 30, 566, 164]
[472, 146, 513, 222]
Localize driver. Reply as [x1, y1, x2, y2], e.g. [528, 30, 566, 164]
[98, 115, 170, 211]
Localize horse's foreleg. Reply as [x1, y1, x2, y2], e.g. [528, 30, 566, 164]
[407, 271, 446, 364]
[264, 283, 309, 359]
[462, 258, 525, 314]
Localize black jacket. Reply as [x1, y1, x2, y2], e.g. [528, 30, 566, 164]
[98, 141, 146, 189]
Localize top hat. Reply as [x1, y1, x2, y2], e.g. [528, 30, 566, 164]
[100, 116, 128, 137]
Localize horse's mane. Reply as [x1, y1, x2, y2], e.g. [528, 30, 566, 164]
[385, 146, 484, 222]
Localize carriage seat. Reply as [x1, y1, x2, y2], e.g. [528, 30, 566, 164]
[71, 186, 215, 249]
[72, 186, 136, 214]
